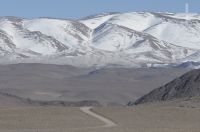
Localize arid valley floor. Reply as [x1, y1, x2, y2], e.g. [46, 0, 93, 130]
[0, 104, 200, 132]
[0, 64, 199, 132]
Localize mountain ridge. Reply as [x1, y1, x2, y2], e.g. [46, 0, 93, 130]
[0, 12, 200, 68]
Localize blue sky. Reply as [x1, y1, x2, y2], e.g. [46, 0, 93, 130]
[0, 0, 199, 19]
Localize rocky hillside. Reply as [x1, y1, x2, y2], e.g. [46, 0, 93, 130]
[132, 69, 200, 105]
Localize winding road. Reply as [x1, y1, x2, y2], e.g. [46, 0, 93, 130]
[80, 107, 117, 128]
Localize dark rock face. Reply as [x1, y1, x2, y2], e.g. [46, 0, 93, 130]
[133, 69, 200, 105]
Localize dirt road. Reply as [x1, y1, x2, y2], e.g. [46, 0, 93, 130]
[80, 107, 116, 128]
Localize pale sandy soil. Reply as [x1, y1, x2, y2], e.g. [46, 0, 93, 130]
[0, 107, 103, 132]
[92, 105, 200, 132]
[0, 105, 200, 132]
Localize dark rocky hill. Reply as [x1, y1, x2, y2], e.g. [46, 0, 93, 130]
[132, 69, 200, 105]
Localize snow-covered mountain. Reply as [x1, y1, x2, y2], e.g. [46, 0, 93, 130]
[0, 12, 200, 68]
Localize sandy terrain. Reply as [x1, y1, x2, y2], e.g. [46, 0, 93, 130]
[0, 107, 103, 132]
[0, 105, 200, 132]
[92, 105, 200, 132]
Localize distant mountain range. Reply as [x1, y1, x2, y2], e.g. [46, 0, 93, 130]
[1, 12, 200, 68]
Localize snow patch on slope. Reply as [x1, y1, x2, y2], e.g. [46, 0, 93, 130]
[23, 18, 91, 48]
[146, 20, 200, 49]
